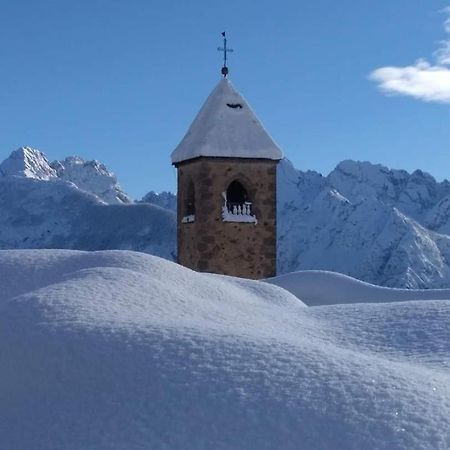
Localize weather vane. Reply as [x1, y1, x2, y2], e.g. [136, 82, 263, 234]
[217, 32, 233, 77]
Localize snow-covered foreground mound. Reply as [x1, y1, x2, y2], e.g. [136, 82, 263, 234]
[1, 250, 449, 450]
[268, 270, 450, 306]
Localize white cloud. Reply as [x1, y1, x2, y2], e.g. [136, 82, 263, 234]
[370, 60, 450, 103]
[370, 7, 450, 103]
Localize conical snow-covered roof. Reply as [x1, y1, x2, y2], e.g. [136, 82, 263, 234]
[171, 78, 283, 164]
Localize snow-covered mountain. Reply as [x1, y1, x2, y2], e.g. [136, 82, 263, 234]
[278, 159, 450, 288]
[1, 249, 449, 449]
[0, 147, 131, 204]
[140, 190, 177, 211]
[3, 146, 450, 288]
[0, 147, 176, 259]
[0, 146, 57, 180]
[51, 156, 132, 204]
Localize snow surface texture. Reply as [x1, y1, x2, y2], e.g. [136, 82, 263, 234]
[267, 270, 450, 306]
[171, 78, 283, 163]
[1, 249, 449, 449]
[0, 150, 176, 259]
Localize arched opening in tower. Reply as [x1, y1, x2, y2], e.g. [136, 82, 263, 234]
[226, 180, 252, 215]
[227, 180, 248, 204]
[185, 181, 195, 216]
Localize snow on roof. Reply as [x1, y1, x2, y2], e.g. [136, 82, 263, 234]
[171, 78, 283, 164]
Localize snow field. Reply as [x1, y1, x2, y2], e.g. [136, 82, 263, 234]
[1, 249, 449, 449]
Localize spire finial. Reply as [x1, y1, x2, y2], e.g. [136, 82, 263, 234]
[217, 31, 233, 77]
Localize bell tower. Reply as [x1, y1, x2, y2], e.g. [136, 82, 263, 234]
[171, 40, 282, 279]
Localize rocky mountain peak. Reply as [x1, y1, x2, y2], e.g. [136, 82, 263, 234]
[0, 147, 132, 205]
[0, 147, 57, 180]
[50, 155, 132, 204]
[140, 191, 177, 211]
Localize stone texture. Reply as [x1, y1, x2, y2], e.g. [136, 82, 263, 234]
[176, 157, 278, 279]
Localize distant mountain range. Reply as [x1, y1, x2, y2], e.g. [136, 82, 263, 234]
[2, 146, 450, 288]
[0, 148, 176, 260]
[277, 159, 450, 288]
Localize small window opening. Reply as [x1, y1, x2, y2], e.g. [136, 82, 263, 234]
[226, 103, 243, 109]
[182, 181, 195, 223]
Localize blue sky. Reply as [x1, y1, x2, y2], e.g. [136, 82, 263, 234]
[1, 0, 450, 198]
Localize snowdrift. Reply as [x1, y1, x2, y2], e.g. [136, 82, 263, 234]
[267, 270, 450, 306]
[1, 250, 449, 449]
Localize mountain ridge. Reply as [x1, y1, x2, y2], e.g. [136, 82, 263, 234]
[3, 146, 450, 288]
[277, 158, 450, 288]
[0, 147, 131, 204]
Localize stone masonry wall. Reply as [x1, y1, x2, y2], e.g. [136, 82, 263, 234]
[176, 157, 278, 279]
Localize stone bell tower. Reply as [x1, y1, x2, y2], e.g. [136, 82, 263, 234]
[171, 53, 282, 279]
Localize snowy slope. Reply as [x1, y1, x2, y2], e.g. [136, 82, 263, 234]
[1, 249, 449, 449]
[267, 270, 450, 306]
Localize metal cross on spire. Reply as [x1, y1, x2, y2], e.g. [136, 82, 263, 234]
[217, 31, 233, 77]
